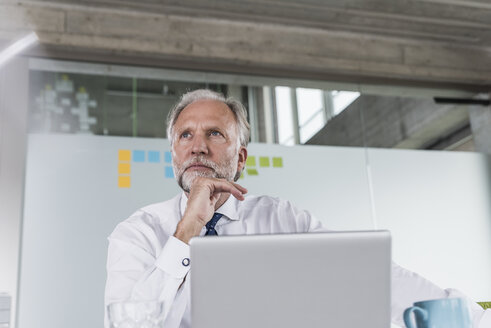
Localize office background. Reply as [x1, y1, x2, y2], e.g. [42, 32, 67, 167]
[1, 1, 491, 328]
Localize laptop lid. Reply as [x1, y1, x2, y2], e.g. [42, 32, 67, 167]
[190, 230, 391, 328]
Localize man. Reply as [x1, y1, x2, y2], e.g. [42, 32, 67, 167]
[105, 89, 490, 327]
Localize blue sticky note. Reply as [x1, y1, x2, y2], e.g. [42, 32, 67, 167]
[164, 151, 172, 163]
[148, 151, 160, 163]
[165, 166, 174, 178]
[133, 150, 145, 162]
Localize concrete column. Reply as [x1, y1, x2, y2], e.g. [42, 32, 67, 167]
[0, 57, 29, 328]
[469, 100, 491, 154]
[259, 86, 276, 144]
[289, 88, 300, 144]
[246, 87, 259, 143]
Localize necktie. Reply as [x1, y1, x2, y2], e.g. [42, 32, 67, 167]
[205, 213, 223, 236]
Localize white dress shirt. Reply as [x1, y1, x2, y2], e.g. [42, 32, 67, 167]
[105, 192, 491, 328]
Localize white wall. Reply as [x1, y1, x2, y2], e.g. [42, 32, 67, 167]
[15, 134, 491, 328]
[0, 58, 29, 328]
[369, 148, 491, 299]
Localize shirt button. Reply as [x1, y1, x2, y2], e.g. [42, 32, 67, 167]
[182, 258, 190, 267]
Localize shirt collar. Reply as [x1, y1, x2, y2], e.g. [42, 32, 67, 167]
[179, 192, 240, 222]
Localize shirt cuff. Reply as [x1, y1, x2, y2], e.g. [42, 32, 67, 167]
[155, 236, 191, 278]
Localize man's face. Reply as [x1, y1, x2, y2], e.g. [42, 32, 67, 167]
[171, 99, 247, 192]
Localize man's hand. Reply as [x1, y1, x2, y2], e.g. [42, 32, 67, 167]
[174, 177, 247, 244]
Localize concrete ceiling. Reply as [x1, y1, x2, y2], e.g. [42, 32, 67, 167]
[1, 0, 491, 89]
[32, 0, 491, 47]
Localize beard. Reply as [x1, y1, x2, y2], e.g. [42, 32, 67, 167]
[173, 155, 240, 192]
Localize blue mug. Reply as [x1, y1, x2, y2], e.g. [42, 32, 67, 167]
[403, 298, 472, 328]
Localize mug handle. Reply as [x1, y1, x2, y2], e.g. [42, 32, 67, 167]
[403, 306, 429, 328]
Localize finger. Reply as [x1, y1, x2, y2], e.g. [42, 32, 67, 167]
[229, 188, 245, 201]
[230, 181, 248, 194]
[207, 180, 246, 201]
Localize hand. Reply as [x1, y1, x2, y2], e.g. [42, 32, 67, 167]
[174, 177, 247, 244]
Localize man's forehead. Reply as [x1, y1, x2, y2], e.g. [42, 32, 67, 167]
[174, 121, 228, 131]
[176, 99, 235, 123]
[183, 99, 230, 111]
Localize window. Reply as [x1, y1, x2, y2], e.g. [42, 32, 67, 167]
[274, 86, 295, 145]
[273, 87, 360, 145]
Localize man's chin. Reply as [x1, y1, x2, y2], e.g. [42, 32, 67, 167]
[178, 171, 215, 192]
[177, 170, 239, 192]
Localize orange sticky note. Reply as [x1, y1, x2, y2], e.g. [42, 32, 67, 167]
[118, 163, 131, 174]
[118, 176, 131, 188]
[118, 150, 131, 161]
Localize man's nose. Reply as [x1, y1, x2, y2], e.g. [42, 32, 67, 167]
[191, 134, 208, 155]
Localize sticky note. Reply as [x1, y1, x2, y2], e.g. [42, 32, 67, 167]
[259, 157, 270, 167]
[118, 163, 131, 174]
[133, 150, 145, 162]
[246, 168, 258, 176]
[118, 176, 131, 188]
[164, 151, 172, 163]
[118, 150, 131, 161]
[272, 157, 283, 168]
[148, 151, 160, 163]
[246, 156, 256, 167]
[165, 166, 174, 178]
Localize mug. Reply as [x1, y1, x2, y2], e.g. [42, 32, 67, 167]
[403, 298, 472, 328]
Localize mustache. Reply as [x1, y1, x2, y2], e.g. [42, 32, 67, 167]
[182, 157, 219, 172]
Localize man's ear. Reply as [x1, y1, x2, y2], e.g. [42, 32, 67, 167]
[237, 146, 248, 174]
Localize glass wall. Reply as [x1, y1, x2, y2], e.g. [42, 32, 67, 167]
[27, 58, 490, 153]
[272, 86, 487, 152]
[7, 57, 491, 328]
[28, 71, 236, 138]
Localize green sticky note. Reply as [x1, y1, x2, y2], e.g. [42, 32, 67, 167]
[259, 157, 270, 167]
[272, 157, 283, 168]
[246, 168, 259, 176]
[246, 156, 256, 167]
[478, 302, 491, 309]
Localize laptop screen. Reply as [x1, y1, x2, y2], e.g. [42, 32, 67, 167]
[190, 231, 391, 328]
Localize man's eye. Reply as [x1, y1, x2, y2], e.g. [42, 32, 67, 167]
[210, 131, 222, 137]
[181, 132, 191, 138]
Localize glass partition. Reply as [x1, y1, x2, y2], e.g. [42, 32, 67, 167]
[27, 58, 490, 154]
[28, 71, 235, 138]
[4, 57, 490, 328]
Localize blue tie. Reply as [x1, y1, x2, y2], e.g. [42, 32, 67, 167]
[205, 213, 223, 236]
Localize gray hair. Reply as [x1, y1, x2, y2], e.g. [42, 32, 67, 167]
[166, 89, 250, 147]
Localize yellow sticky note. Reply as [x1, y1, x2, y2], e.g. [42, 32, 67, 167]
[118, 163, 131, 174]
[259, 157, 270, 167]
[246, 168, 259, 176]
[118, 176, 131, 188]
[272, 157, 283, 168]
[246, 156, 256, 167]
[118, 150, 131, 161]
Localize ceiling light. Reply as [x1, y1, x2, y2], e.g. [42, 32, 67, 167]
[0, 32, 39, 67]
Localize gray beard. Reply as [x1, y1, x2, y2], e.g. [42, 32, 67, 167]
[174, 156, 238, 192]
[178, 169, 229, 192]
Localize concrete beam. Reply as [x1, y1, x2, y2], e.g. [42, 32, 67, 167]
[1, 2, 491, 88]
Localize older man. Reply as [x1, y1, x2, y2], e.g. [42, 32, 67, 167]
[105, 89, 489, 328]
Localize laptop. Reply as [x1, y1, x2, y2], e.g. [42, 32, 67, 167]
[190, 230, 391, 328]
